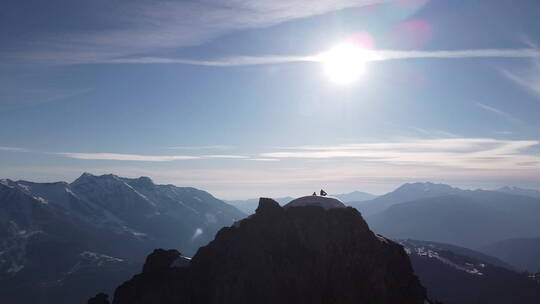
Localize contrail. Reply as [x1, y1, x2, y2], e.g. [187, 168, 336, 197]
[375, 49, 540, 60]
[104, 55, 319, 66]
[104, 48, 540, 66]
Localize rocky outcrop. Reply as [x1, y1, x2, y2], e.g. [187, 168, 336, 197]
[142, 249, 182, 273]
[87, 293, 110, 304]
[284, 195, 346, 210]
[111, 198, 429, 304]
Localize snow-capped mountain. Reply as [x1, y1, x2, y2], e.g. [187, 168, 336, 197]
[0, 173, 245, 304]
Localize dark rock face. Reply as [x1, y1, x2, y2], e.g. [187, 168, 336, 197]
[142, 249, 181, 273]
[112, 198, 428, 304]
[88, 293, 110, 304]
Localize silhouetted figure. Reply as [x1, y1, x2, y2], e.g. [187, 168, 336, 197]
[320, 189, 327, 196]
[312, 192, 317, 196]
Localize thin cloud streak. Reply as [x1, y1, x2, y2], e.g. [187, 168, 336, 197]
[167, 145, 234, 150]
[5, 0, 384, 64]
[375, 49, 540, 60]
[204, 155, 248, 159]
[57, 153, 201, 162]
[500, 61, 540, 99]
[103, 48, 540, 66]
[104, 56, 318, 66]
[0, 146, 29, 152]
[247, 158, 280, 162]
[260, 138, 540, 170]
[55, 152, 250, 161]
[475, 102, 522, 124]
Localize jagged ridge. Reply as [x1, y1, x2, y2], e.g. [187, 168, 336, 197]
[112, 198, 430, 304]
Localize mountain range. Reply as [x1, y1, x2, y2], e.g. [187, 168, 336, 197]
[3, 173, 540, 304]
[0, 173, 244, 304]
[350, 183, 540, 250]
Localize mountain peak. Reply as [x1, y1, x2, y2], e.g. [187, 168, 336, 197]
[112, 195, 429, 304]
[72, 172, 96, 184]
[122, 176, 155, 189]
[0, 178, 14, 187]
[80, 172, 95, 179]
[255, 197, 282, 215]
[398, 182, 456, 192]
[72, 172, 122, 186]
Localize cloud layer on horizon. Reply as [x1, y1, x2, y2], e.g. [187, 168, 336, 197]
[3, 137, 540, 199]
[260, 138, 540, 170]
[4, 137, 537, 172]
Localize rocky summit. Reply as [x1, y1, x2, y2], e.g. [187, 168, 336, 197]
[110, 198, 431, 304]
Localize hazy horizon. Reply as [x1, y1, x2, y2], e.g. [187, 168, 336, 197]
[2, 171, 539, 200]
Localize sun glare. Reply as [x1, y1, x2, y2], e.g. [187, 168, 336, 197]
[321, 43, 369, 85]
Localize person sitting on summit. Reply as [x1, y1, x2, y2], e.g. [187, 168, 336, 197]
[320, 189, 327, 196]
[312, 192, 317, 196]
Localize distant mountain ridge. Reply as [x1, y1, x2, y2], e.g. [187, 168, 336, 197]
[334, 190, 377, 203]
[495, 186, 540, 199]
[480, 237, 540, 273]
[360, 182, 540, 248]
[349, 182, 462, 216]
[225, 196, 293, 214]
[0, 173, 244, 304]
[227, 190, 376, 214]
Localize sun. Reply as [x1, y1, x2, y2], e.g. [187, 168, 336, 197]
[320, 43, 370, 85]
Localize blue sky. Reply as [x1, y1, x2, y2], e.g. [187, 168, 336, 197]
[1, 0, 540, 199]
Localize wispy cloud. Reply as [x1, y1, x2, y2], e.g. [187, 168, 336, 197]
[203, 155, 248, 159]
[4, 0, 384, 64]
[101, 48, 540, 67]
[7, 0, 538, 67]
[56, 153, 201, 162]
[375, 49, 540, 60]
[475, 102, 521, 124]
[0, 146, 29, 152]
[247, 158, 280, 162]
[103, 56, 318, 66]
[167, 145, 234, 150]
[407, 127, 458, 138]
[260, 138, 540, 170]
[55, 152, 250, 161]
[500, 61, 540, 99]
